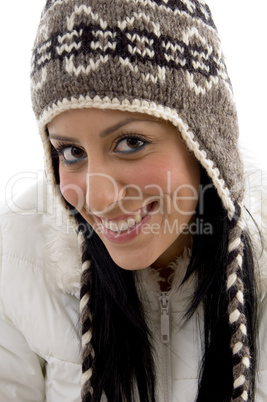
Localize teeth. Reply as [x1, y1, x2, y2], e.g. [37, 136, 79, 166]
[109, 222, 119, 232]
[141, 206, 148, 218]
[117, 220, 129, 231]
[134, 213, 142, 224]
[101, 205, 151, 232]
[127, 218, 136, 228]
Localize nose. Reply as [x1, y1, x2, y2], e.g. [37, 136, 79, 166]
[85, 169, 125, 216]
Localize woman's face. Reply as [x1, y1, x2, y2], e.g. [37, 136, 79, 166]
[48, 108, 200, 270]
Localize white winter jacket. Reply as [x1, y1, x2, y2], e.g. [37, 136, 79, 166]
[0, 159, 267, 401]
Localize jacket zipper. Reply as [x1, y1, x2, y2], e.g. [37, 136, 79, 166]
[159, 292, 170, 343]
[158, 292, 172, 402]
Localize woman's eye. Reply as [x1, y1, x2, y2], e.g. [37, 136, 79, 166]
[114, 137, 147, 153]
[59, 146, 87, 164]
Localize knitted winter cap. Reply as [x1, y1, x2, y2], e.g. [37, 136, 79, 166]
[31, 1, 250, 401]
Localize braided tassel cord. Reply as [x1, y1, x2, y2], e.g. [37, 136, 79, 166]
[79, 232, 94, 402]
[227, 206, 251, 401]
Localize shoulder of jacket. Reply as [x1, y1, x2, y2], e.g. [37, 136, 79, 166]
[0, 174, 82, 298]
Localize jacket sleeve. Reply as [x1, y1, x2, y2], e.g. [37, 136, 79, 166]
[0, 317, 46, 401]
[0, 220, 46, 402]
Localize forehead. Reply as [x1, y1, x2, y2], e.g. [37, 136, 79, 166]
[47, 108, 163, 132]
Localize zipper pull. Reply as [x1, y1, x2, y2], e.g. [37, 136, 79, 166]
[158, 293, 170, 344]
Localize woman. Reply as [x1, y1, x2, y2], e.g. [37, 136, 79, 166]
[0, 0, 266, 401]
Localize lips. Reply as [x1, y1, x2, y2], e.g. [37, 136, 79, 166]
[100, 203, 152, 233]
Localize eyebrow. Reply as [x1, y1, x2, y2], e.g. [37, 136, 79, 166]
[48, 134, 81, 143]
[99, 117, 159, 138]
[49, 116, 159, 142]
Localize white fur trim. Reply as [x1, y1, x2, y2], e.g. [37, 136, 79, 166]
[42, 184, 82, 298]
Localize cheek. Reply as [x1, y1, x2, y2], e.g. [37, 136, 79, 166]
[119, 160, 170, 202]
[125, 155, 200, 201]
[171, 159, 200, 215]
[59, 169, 86, 211]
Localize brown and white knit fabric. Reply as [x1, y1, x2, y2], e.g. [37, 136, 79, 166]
[31, 1, 250, 400]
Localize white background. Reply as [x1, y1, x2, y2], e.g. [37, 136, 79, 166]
[0, 1, 266, 201]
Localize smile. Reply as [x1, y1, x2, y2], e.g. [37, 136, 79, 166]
[100, 204, 152, 233]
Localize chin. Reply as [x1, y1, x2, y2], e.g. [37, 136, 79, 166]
[108, 250, 152, 271]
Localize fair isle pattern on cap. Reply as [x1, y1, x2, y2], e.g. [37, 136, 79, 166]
[31, 1, 251, 401]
